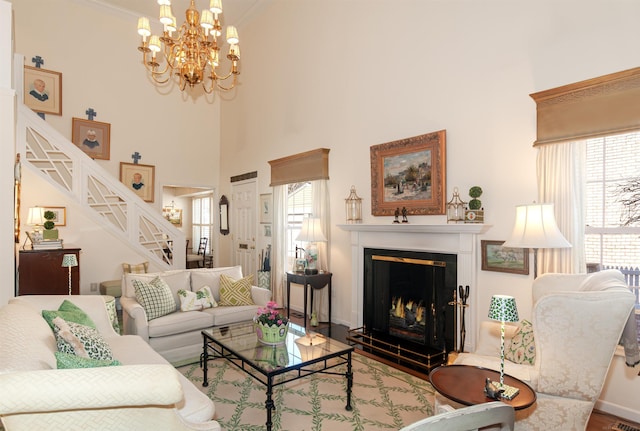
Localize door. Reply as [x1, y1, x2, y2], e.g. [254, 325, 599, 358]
[231, 180, 257, 279]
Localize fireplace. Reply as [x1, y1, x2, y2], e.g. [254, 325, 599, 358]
[339, 223, 491, 369]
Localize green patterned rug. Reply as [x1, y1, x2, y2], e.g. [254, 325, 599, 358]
[177, 354, 435, 431]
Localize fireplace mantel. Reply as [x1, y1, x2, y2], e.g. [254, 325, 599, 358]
[338, 223, 492, 352]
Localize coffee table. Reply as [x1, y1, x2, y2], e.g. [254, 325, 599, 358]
[201, 321, 354, 431]
[429, 364, 536, 410]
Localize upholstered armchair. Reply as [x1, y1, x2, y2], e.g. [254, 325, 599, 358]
[447, 270, 636, 431]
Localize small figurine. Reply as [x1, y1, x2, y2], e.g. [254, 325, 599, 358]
[401, 207, 408, 223]
[484, 377, 504, 400]
[393, 208, 400, 223]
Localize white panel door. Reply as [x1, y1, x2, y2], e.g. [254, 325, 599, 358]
[231, 180, 257, 278]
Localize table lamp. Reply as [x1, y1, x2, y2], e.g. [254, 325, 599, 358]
[488, 294, 519, 394]
[61, 254, 78, 295]
[502, 203, 571, 278]
[295, 217, 327, 275]
[27, 206, 45, 244]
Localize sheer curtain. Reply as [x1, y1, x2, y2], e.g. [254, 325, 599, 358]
[271, 185, 287, 306]
[536, 141, 586, 274]
[312, 179, 331, 321]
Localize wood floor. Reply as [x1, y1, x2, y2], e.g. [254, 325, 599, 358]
[287, 311, 640, 431]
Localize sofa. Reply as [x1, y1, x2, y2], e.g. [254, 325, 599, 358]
[120, 265, 272, 363]
[0, 295, 220, 431]
[441, 270, 636, 431]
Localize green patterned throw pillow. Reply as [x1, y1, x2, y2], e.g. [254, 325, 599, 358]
[55, 351, 121, 369]
[219, 274, 255, 306]
[133, 276, 177, 321]
[53, 317, 114, 361]
[177, 286, 217, 311]
[42, 299, 96, 331]
[505, 319, 535, 365]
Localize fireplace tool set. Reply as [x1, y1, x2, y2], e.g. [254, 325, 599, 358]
[448, 285, 470, 353]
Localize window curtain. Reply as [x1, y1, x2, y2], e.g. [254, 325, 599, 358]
[311, 179, 331, 322]
[536, 141, 586, 274]
[271, 185, 287, 306]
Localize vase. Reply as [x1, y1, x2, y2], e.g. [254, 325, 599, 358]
[254, 321, 288, 345]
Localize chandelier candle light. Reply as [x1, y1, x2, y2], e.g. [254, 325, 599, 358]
[137, 0, 241, 93]
[487, 294, 520, 399]
[61, 254, 78, 295]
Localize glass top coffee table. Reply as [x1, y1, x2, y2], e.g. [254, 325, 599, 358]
[201, 321, 354, 431]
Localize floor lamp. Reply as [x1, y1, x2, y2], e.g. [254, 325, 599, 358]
[502, 203, 572, 278]
[61, 254, 78, 295]
[488, 294, 519, 397]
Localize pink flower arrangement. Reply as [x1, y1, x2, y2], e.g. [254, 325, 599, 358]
[254, 301, 289, 327]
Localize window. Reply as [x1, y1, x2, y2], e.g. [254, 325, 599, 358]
[286, 182, 313, 270]
[584, 131, 640, 333]
[192, 195, 213, 255]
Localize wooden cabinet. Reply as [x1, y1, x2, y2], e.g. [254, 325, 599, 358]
[18, 248, 81, 295]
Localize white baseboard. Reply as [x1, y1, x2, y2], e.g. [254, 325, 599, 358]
[595, 400, 640, 424]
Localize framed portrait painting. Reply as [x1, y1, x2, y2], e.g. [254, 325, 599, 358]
[24, 66, 62, 115]
[370, 130, 446, 216]
[120, 162, 155, 203]
[481, 240, 529, 275]
[72, 118, 111, 160]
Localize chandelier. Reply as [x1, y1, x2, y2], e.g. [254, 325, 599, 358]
[136, 0, 241, 93]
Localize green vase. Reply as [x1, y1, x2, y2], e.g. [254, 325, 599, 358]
[254, 321, 288, 345]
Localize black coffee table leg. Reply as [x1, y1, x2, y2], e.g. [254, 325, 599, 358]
[265, 375, 274, 431]
[345, 351, 353, 411]
[202, 338, 209, 387]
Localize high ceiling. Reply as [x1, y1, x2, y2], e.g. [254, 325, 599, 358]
[97, 0, 263, 28]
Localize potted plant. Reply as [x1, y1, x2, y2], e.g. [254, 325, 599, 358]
[254, 301, 289, 345]
[42, 210, 59, 240]
[465, 186, 484, 223]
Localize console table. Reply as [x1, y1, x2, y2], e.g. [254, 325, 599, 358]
[286, 271, 332, 329]
[18, 248, 81, 295]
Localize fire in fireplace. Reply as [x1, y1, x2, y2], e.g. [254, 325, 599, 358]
[362, 248, 457, 361]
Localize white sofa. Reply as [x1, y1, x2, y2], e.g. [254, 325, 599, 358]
[121, 265, 271, 363]
[444, 270, 636, 431]
[0, 295, 220, 431]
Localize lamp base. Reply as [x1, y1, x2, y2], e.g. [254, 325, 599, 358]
[493, 382, 520, 400]
[304, 268, 318, 275]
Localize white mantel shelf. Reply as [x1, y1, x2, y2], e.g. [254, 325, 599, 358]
[337, 223, 492, 234]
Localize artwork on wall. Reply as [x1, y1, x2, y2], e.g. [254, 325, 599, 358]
[42, 207, 66, 226]
[260, 193, 272, 224]
[162, 207, 183, 227]
[120, 162, 155, 203]
[481, 240, 529, 275]
[24, 66, 62, 115]
[72, 118, 111, 160]
[370, 130, 446, 216]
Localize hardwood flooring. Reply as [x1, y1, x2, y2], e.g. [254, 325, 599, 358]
[287, 310, 640, 431]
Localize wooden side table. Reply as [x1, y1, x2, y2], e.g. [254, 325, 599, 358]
[286, 272, 332, 329]
[429, 364, 536, 410]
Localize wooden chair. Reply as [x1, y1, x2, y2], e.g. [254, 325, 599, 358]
[399, 402, 514, 431]
[186, 237, 208, 268]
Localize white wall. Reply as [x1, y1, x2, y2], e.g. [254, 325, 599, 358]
[218, 0, 640, 420]
[10, 0, 224, 293]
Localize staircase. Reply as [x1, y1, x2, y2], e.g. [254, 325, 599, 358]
[15, 82, 185, 270]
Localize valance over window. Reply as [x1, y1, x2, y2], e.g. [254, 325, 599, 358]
[268, 148, 330, 186]
[530, 67, 640, 146]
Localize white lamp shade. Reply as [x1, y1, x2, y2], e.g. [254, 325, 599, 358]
[488, 295, 519, 323]
[502, 203, 571, 249]
[296, 218, 327, 243]
[61, 254, 78, 268]
[27, 207, 45, 225]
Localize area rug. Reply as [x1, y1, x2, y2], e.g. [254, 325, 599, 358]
[177, 354, 435, 431]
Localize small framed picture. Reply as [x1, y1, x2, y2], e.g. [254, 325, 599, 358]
[260, 193, 272, 224]
[120, 162, 155, 203]
[42, 206, 66, 226]
[24, 66, 62, 115]
[481, 240, 529, 275]
[264, 224, 272, 237]
[163, 207, 183, 227]
[72, 118, 111, 160]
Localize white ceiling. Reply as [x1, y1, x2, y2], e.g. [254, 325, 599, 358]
[94, 0, 263, 28]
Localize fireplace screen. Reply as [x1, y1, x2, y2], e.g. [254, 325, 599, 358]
[364, 249, 456, 353]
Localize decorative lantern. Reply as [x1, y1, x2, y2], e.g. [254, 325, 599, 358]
[447, 187, 466, 224]
[345, 185, 363, 224]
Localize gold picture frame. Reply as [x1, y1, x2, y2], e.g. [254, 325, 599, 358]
[72, 117, 111, 160]
[481, 240, 530, 275]
[24, 66, 62, 115]
[370, 130, 446, 216]
[120, 162, 155, 203]
[163, 207, 183, 227]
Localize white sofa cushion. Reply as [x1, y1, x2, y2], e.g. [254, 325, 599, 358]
[190, 266, 244, 301]
[147, 310, 214, 338]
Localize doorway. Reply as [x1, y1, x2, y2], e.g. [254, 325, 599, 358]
[231, 179, 257, 279]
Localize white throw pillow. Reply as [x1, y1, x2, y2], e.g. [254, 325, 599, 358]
[177, 286, 217, 311]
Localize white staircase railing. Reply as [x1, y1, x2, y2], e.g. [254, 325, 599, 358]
[14, 53, 185, 269]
